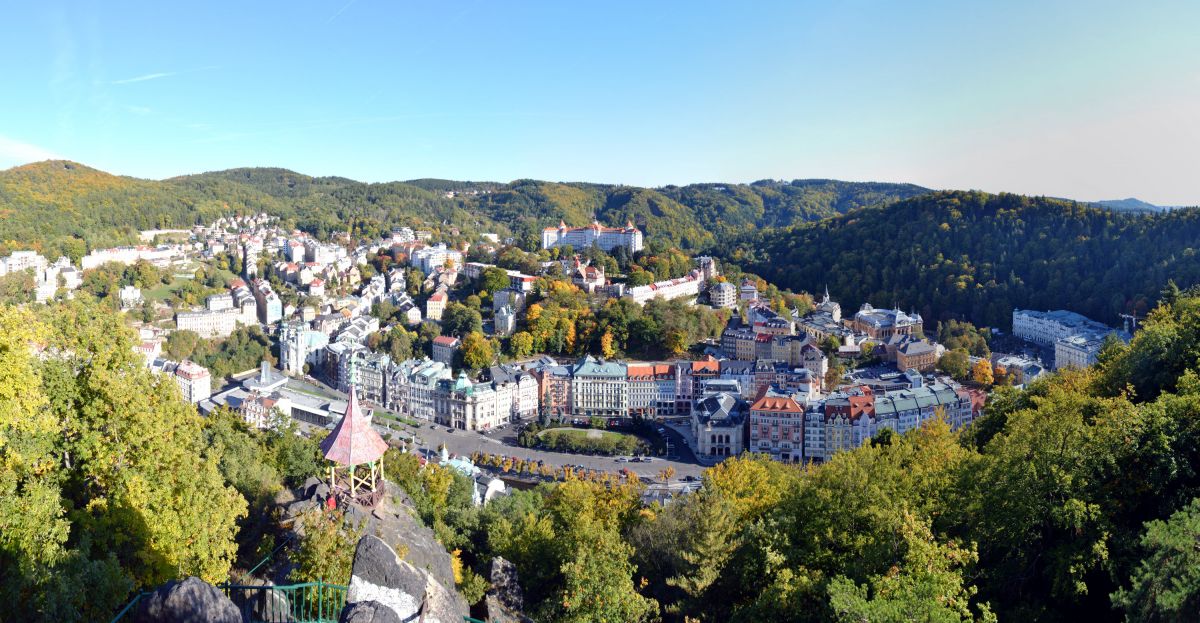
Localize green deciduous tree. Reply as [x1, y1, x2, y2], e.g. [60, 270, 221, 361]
[461, 331, 495, 371]
[828, 511, 995, 623]
[1113, 497, 1200, 621]
[0, 301, 246, 620]
[938, 349, 971, 381]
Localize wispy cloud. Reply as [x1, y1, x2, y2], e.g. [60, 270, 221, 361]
[0, 135, 63, 166]
[111, 71, 176, 85]
[326, 0, 358, 24]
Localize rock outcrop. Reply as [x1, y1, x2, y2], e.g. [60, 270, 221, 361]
[339, 600, 403, 623]
[133, 576, 241, 623]
[278, 479, 460, 593]
[483, 557, 534, 623]
[339, 535, 468, 623]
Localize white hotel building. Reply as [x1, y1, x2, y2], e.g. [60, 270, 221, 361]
[542, 220, 643, 253]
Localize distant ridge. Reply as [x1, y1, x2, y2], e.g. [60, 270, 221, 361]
[1093, 197, 1172, 213]
[0, 159, 927, 256]
[718, 190, 1200, 329]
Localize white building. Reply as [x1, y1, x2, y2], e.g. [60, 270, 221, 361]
[411, 244, 464, 275]
[207, 293, 235, 311]
[739, 278, 759, 302]
[81, 245, 180, 270]
[432, 335, 460, 365]
[1055, 334, 1109, 370]
[279, 320, 331, 375]
[1012, 309, 1110, 346]
[495, 305, 516, 336]
[0, 250, 48, 276]
[1012, 309, 1128, 370]
[174, 360, 212, 404]
[386, 358, 453, 420]
[710, 281, 737, 309]
[568, 356, 628, 418]
[175, 309, 240, 338]
[119, 285, 144, 309]
[494, 288, 527, 313]
[252, 279, 283, 325]
[692, 393, 748, 458]
[625, 271, 703, 306]
[541, 220, 643, 253]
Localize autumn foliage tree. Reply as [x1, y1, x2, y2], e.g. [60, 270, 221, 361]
[0, 300, 245, 620]
[971, 358, 994, 386]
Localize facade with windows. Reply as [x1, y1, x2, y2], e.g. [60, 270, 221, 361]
[692, 393, 748, 458]
[748, 392, 806, 463]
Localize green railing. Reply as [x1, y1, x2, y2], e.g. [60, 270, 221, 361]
[221, 582, 347, 622]
[108, 591, 152, 623]
[111, 581, 491, 623]
[109, 581, 347, 623]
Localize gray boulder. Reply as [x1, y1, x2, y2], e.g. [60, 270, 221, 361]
[134, 576, 241, 623]
[366, 491, 457, 591]
[301, 476, 323, 499]
[341, 535, 468, 623]
[339, 600, 403, 623]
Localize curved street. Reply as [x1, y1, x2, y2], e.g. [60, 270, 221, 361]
[376, 417, 708, 483]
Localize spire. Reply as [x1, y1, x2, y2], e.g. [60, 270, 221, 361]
[320, 387, 389, 467]
[559, 219, 566, 229]
[824, 284, 830, 303]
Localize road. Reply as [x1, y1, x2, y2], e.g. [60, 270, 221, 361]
[376, 418, 708, 482]
[280, 373, 711, 483]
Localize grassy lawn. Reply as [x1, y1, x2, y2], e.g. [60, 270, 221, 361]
[144, 281, 183, 302]
[537, 427, 644, 455]
[144, 267, 239, 303]
[538, 427, 631, 442]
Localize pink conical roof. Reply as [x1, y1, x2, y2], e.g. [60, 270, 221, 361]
[320, 387, 389, 466]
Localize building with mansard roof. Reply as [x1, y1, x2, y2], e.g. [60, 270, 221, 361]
[541, 220, 643, 253]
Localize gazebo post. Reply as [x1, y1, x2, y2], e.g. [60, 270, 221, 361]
[318, 386, 390, 506]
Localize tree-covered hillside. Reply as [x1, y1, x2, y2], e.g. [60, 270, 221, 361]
[0, 161, 257, 257]
[720, 191, 1200, 327]
[0, 160, 925, 259]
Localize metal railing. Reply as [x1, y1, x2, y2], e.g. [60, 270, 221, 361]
[109, 581, 348, 623]
[221, 581, 348, 622]
[108, 591, 152, 623]
[110, 581, 492, 623]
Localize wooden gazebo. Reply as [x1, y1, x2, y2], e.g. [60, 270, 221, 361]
[320, 386, 389, 498]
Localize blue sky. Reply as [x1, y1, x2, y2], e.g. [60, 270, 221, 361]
[1, 1, 1197, 204]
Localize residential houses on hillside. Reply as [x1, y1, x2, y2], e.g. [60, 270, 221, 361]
[8, 210, 997, 470]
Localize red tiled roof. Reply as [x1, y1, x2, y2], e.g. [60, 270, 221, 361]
[751, 395, 803, 413]
[433, 335, 459, 346]
[320, 388, 389, 466]
[626, 364, 654, 378]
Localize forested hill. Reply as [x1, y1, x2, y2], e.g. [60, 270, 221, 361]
[719, 191, 1200, 327]
[0, 160, 925, 258]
